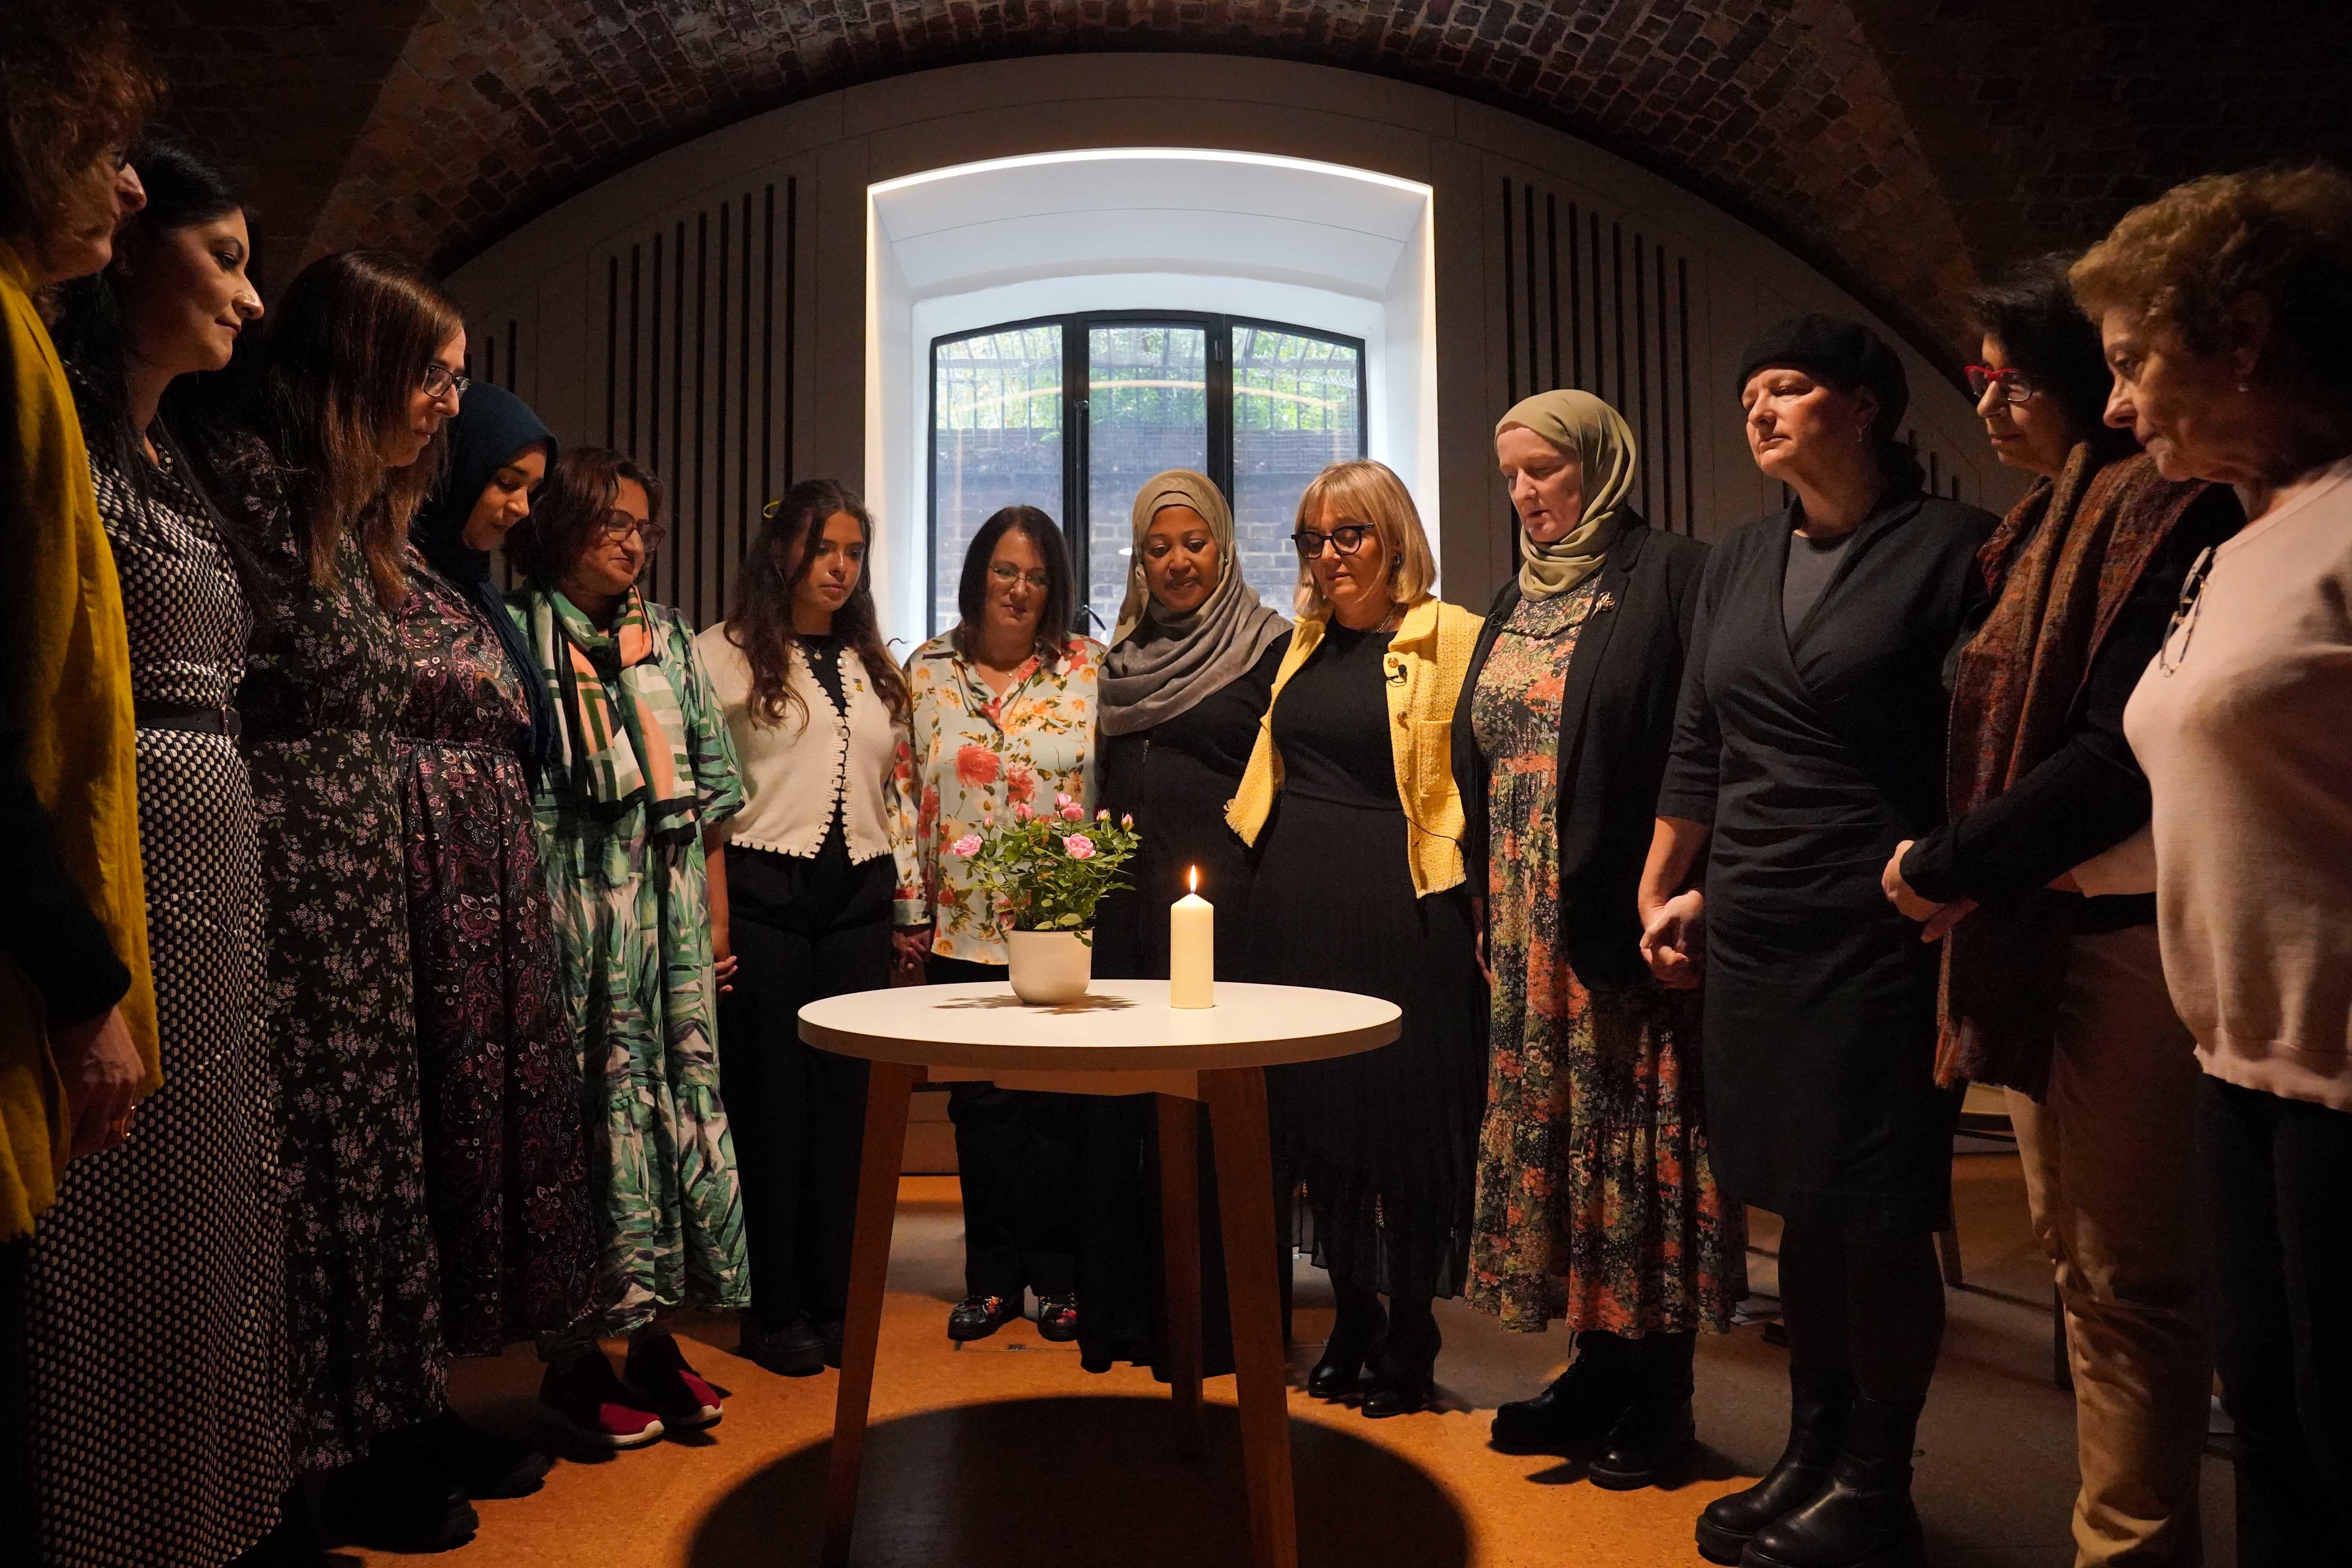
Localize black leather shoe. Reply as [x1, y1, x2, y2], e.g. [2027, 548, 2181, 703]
[1308, 1290, 1387, 1400]
[1035, 1293, 1080, 1342]
[377, 1409, 552, 1500]
[815, 1319, 845, 1368]
[947, 1294, 1018, 1342]
[1695, 1368, 1853, 1564]
[1740, 1392, 1927, 1568]
[742, 1316, 828, 1377]
[1589, 1332, 1695, 1490]
[1360, 1308, 1439, 1419]
[1490, 1329, 1637, 1456]
[320, 1453, 478, 1554]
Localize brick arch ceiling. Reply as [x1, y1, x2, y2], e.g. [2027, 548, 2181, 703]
[150, 1, 2352, 372]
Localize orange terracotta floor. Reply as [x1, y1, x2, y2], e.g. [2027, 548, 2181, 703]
[357, 1154, 2235, 1568]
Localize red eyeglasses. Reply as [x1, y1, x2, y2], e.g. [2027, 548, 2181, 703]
[1964, 364, 2039, 406]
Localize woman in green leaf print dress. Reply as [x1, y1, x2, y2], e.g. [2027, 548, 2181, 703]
[506, 448, 749, 1452]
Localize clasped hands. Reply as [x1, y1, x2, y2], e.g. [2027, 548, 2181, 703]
[1880, 840, 1978, 942]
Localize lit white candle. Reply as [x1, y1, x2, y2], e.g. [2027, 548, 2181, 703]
[1169, 865, 1214, 1009]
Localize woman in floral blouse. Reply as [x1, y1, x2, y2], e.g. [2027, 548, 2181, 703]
[895, 505, 1104, 1344]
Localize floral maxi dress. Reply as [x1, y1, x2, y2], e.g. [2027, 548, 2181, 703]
[529, 595, 748, 1339]
[1465, 584, 1744, 1335]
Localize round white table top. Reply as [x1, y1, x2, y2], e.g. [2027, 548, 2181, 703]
[799, 980, 1400, 1072]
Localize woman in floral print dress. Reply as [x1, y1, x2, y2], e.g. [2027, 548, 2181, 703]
[895, 506, 1104, 1345]
[1454, 391, 1742, 1490]
[506, 447, 747, 1453]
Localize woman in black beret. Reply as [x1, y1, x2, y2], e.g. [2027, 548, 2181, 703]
[1638, 315, 1997, 1568]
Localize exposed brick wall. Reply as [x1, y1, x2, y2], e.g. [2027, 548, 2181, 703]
[132, 1, 2352, 362]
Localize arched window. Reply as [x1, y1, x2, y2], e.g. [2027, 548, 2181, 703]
[929, 311, 1367, 637]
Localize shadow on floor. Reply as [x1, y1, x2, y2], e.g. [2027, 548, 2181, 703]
[686, 1394, 1471, 1567]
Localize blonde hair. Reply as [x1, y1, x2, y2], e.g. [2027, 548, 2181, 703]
[1291, 459, 1436, 619]
[2071, 164, 2352, 405]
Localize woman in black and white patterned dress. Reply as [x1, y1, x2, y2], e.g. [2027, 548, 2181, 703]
[28, 134, 290, 1567]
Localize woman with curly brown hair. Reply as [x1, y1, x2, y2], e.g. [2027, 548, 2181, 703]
[2068, 163, 2352, 1567]
[0, 1, 156, 1545]
[697, 479, 916, 1377]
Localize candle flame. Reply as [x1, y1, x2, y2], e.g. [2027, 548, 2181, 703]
[1189, 865, 1198, 894]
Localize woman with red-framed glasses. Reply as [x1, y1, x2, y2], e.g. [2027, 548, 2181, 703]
[1884, 253, 2242, 1568]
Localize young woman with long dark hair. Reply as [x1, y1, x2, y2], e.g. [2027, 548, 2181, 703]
[696, 478, 917, 1376]
[208, 249, 477, 1553]
[26, 127, 290, 1568]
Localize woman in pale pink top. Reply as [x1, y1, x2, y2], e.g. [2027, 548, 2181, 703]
[2071, 163, 2352, 1566]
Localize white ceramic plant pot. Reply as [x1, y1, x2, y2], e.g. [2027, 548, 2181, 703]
[1006, 929, 1093, 1005]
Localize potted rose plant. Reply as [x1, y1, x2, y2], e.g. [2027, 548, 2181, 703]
[955, 795, 1141, 1003]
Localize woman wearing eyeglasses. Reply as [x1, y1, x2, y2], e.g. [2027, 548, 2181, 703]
[894, 505, 1104, 1345]
[505, 448, 750, 1453]
[2067, 168, 2352, 1564]
[1878, 257, 2239, 1568]
[1227, 459, 1487, 1419]
[203, 251, 476, 1550]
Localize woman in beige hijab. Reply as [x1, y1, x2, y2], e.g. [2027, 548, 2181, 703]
[1080, 470, 1285, 1375]
[1450, 390, 1743, 1487]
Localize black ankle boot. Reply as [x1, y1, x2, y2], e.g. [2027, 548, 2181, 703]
[1308, 1286, 1386, 1399]
[1361, 1299, 1439, 1419]
[1588, 1331, 1695, 1490]
[1490, 1329, 1637, 1456]
[1739, 1391, 1927, 1568]
[1693, 1367, 1853, 1565]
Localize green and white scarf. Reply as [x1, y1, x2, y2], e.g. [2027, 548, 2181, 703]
[523, 585, 701, 844]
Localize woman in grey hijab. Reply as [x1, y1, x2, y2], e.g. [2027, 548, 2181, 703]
[1449, 390, 1742, 1489]
[1076, 470, 1287, 1378]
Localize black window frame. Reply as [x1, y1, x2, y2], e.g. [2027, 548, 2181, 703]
[927, 309, 1370, 636]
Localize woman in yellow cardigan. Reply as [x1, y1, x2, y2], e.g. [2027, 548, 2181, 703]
[1228, 458, 1486, 1418]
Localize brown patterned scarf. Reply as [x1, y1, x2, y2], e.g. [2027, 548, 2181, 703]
[1934, 446, 2214, 1096]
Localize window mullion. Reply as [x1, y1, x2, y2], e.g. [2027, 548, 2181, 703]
[1063, 314, 1088, 627]
[1208, 316, 1235, 498]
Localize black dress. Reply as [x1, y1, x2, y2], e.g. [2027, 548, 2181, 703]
[1240, 623, 1489, 1301]
[1657, 487, 1994, 1235]
[718, 633, 892, 1333]
[1076, 637, 1283, 1374]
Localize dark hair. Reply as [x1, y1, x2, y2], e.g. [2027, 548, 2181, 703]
[510, 446, 668, 590]
[1968, 253, 2135, 461]
[239, 250, 465, 609]
[55, 130, 247, 488]
[954, 505, 1073, 664]
[0, 3, 159, 267]
[726, 479, 909, 730]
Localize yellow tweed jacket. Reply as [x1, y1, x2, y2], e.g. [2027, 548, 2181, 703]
[1225, 595, 1485, 897]
[0, 239, 157, 1242]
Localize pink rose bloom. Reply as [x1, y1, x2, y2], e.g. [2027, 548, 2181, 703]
[1062, 833, 1095, 860]
[954, 744, 1000, 789]
[1060, 803, 1083, 822]
[982, 814, 995, 828]
[1014, 802, 1033, 822]
[1120, 813, 1134, 829]
[951, 833, 984, 858]
[1054, 791, 1074, 809]
[1096, 808, 1110, 821]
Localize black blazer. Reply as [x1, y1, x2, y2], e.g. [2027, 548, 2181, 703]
[1450, 514, 1710, 991]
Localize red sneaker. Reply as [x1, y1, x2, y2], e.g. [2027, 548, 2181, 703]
[539, 1353, 665, 1450]
[624, 1333, 724, 1431]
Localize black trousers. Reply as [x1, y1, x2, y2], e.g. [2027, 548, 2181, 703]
[927, 953, 1082, 1301]
[2203, 1076, 2352, 1564]
[719, 843, 892, 1330]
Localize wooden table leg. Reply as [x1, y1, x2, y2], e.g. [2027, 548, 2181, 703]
[1200, 1066, 1297, 1568]
[822, 1061, 922, 1568]
[1155, 1093, 1205, 1459]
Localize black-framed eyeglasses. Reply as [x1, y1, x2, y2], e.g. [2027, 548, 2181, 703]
[1292, 523, 1375, 561]
[595, 510, 666, 551]
[1964, 364, 2038, 407]
[420, 363, 472, 401]
[987, 561, 1051, 590]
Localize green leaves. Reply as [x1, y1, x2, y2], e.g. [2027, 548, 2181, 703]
[956, 800, 1142, 935]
